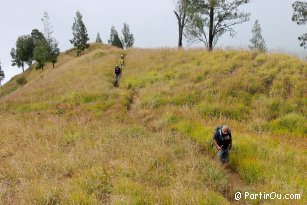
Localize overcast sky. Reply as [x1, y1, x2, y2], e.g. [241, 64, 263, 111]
[1, 0, 306, 84]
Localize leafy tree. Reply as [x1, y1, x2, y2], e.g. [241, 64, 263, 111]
[174, 0, 189, 47]
[0, 62, 5, 88]
[42, 12, 60, 67]
[10, 48, 23, 72]
[292, 1, 307, 48]
[186, 0, 250, 51]
[48, 41, 60, 68]
[10, 35, 35, 72]
[70, 11, 89, 56]
[249, 20, 267, 53]
[121, 23, 134, 49]
[33, 39, 51, 70]
[96, 32, 102, 43]
[31, 29, 45, 46]
[31, 29, 50, 70]
[108, 26, 123, 49]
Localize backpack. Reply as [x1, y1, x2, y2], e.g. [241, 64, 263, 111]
[211, 126, 223, 147]
[212, 126, 232, 147]
[115, 67, 121, 75]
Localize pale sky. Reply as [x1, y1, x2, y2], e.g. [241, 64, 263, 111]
[0, 0, 306, 84]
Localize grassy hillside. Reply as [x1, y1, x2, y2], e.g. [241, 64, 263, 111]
[0, 44, 306, 204]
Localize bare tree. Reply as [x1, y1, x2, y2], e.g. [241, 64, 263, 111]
[174, 0, 189, 47]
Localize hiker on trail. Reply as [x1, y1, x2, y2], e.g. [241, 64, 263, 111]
[114, 65, 121, 86]
[120, 54, 125, 68]
[213, 125, 232, 165]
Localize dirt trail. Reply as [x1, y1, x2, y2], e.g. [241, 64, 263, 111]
[223, 165, 247, 204]
[127, 91, 247, 204]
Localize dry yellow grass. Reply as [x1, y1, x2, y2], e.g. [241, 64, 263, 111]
[0, 44, 306, 204]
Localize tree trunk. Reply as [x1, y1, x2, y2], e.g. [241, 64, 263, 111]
[52, 62, 55, 68]
[174, 11, 184, 48]
[209, 6, 214, 51]
[22, 65, 24, 73]
[178, 25, 183, 47]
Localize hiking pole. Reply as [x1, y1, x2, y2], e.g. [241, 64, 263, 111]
[210, 145, 223, 159]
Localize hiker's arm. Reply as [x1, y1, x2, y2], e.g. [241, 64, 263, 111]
[213, 139, 222, 150]
[229, 137, 232, 150]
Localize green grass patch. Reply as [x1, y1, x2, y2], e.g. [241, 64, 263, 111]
[123, 77, 146, 90]
[62, 92, 108, 105]
[31, 185, 63, 205]
[120, 126, 146, 138]
[61, 132, 81, 147]
[237, 158, 265, 184]
[10, 102, 50, 113]
[80, 167, 112, 202]
[197, 103, 249, 121]
[114, 178, 154, 204]
[254, 53, 267, 65]
[172, 120, 212, 147]
[266, 113, 306, 136]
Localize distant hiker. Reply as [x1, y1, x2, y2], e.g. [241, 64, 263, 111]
[212, 125, 232, 165]
[114, 65, 121, 86]
[120, 54, 125, 68]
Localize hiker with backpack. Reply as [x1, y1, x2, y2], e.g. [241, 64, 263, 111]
[212, 125, 232, 165]
[120, 54, 125, 69]
[114, 65, 121, 86]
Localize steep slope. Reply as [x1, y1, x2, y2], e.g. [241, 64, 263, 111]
[0, 44, 306, 204]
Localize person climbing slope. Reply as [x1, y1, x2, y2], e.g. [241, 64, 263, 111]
[120, 54, 125, 69]
[212, 125, 232, 165]
[114, 65, 121, 87]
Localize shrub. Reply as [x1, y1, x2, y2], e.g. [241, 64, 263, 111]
[266, 99, 281, 120]
[16, 76, 27, 85]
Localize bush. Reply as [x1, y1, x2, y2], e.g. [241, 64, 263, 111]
[266, 99, 281, 120]
[16, 76, 27, 85]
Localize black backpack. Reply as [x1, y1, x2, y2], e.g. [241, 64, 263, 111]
[212, 126, 232, 146]
[212, 126, 223, 144]
[115, 67, 121, 75]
